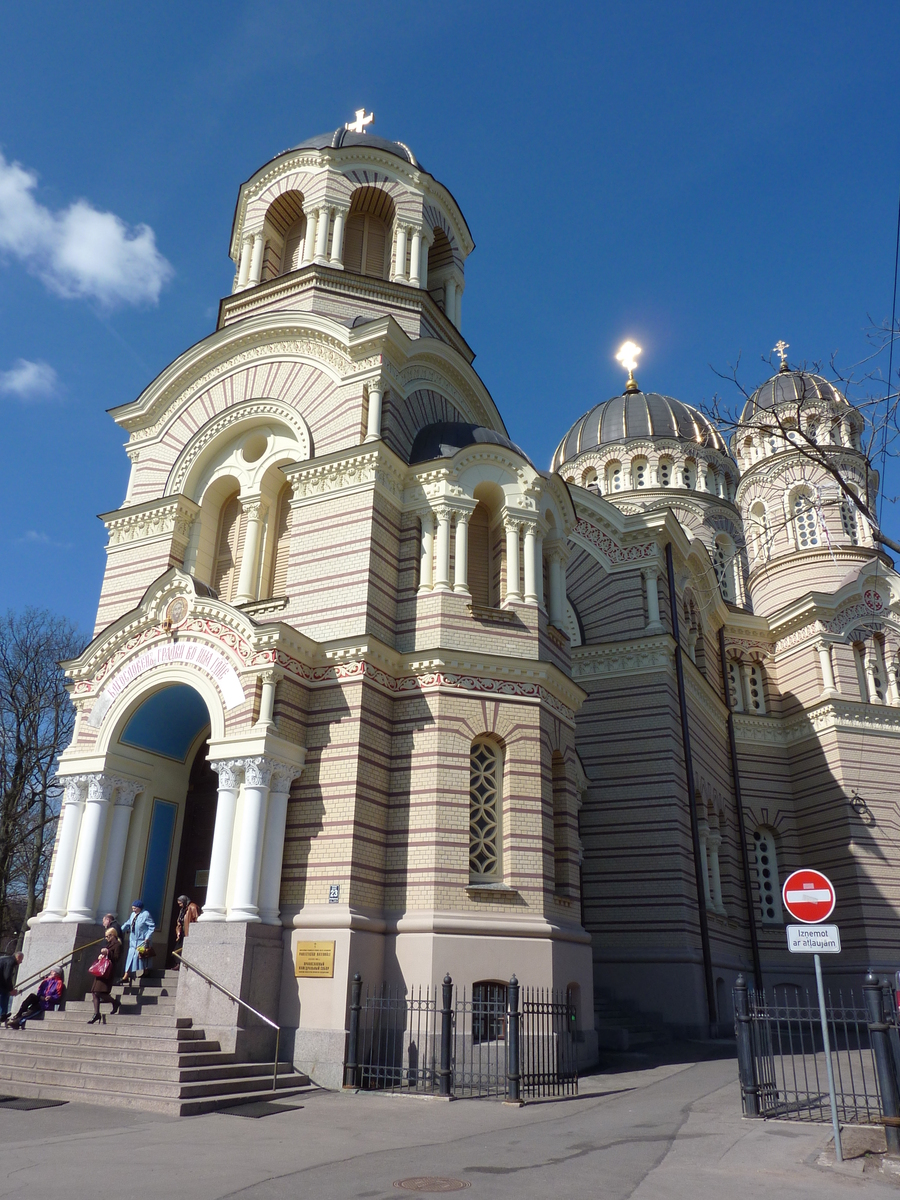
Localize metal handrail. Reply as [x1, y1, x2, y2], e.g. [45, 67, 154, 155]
[14, 936, 108, 995]
[173, 948, 282, 1092]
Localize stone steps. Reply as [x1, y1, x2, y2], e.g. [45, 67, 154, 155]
[0, 969, 311, 1115]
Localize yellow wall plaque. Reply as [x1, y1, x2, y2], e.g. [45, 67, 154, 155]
[295, 941, 335, 978]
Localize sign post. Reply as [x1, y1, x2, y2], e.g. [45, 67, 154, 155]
[782, 869, 842, 1162]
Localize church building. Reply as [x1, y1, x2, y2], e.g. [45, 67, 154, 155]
[18, 114, 900, 1099]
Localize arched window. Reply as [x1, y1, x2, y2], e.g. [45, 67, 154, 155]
[267, 483, 293, 597]
[281, 216, 307, 274]
[631, 458, 648, 489]
[212, 491, 244, 602]
[713, 537, 734, 603]
[749, 502, 770, 563]
[343, 187, 393, 279]
[552, 752, 568, 894]
[792, 489, 820, 548]
[753, 827, 782, 925]
[658, 458, 672, 487]
[605, 461, 623, 493]
[470, 739, 502, 881]
[840, 495, 860, 545]
[581, 466, 597, 490]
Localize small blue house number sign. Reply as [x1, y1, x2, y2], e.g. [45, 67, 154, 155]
[328, 884, 340, 903]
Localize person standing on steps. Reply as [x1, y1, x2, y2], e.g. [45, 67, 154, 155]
[172, 894, 200, 968]
[0, 951, 23, 1026]
[121, 900, 155, 986]
[102, 911, 123, 942]
[88, 926, 122, 1024]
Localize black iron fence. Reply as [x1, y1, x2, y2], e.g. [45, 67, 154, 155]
[343, 973, 578, 1101]
[734, 971, 900, 1145]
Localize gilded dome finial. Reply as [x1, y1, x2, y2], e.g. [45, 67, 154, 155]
[773, 339, 790, 373]
[616, 340, 642, 394]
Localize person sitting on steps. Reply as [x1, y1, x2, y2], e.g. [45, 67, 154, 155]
[8, 970, 64, 1028]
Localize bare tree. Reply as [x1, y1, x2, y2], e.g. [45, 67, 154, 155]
[0, 609, 84, 944]
[703, 328, 900, 556]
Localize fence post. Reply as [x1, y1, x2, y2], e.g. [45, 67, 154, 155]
[507, 973, 521, 1104]
[440, 973, 453, 1097]
[733, 974, 759, 1117]
[344, 972, 362, 1088]
[864, 971, 900, 1157]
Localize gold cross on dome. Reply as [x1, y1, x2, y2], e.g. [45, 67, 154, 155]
[345, 108, 374, 134]
[773, 340, 789, 366]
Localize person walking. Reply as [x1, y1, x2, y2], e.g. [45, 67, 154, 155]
[102, 912, 123, 941]
[0, 952, 23, 1026]
[88, 927, 122, 1024]
[121, 900, 155, 986]
[172, 894, 200, 967]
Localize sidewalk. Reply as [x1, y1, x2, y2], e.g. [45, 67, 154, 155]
[0, 1045, 891, 1199]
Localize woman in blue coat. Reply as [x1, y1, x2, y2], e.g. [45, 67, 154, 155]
[121, 900, 155, 984]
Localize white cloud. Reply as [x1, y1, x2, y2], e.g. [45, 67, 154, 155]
[0, 358, 59, 400]
[15, 529, 72, 549]
[0, 151, 173, 306]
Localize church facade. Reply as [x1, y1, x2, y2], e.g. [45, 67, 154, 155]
[21, 117, 900, 1084]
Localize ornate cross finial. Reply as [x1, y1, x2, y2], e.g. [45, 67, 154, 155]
[616, 340, 642, 394]
[773, 339, 789, 371]
[345, 108, 374, 134]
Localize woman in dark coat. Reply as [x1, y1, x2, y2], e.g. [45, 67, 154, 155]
[88, 927, 121, 1024]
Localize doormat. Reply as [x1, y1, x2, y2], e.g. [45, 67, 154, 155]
[0, 1098, 68, 1111]
[219, 1101, 302, 1119]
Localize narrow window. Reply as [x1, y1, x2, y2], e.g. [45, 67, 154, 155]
[749, 502, 770, 562]
[793, 491, 820, 548]
[268, 484, 293, 598]
[840, 497, 859, 545]
[726, 661, 744, 711]
[212, 492, 244, 602]
[469, 739, 501, 880]
[745, 663, 766, 714]
[713, 538, 734, 602]
[658, 459, 671, 487]
[753, 827, 782, 925]
[632, 459, 647, 489]
[606, 462, 623, 492]
[683, 462, 694, 489]
[581, 466, 597, 490]
[472, 981, 507, 1044]
[552, 752, 568, 894]
[281, 217, 306, 274]
[343, 212, 388, 278]
[467, 504, 492, 607]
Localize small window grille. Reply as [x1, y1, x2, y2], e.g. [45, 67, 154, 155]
[753, 828, 782, 924]
[726, 662, 743, 711]
[683, 464, 694, 489]
[840, 497, 859, 545]
[469, 741, 501, 878]
[713, 541, 733, 602]
[632, 460, 647, 488]
[746, 664, 765, 713]
[659, 461, 671, 487]
[750, 503, 770, 562]
[607, 464, 623, 492]
[793, 493, 820, 548]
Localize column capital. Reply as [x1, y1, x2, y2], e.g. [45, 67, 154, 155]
[257, 666, 284, 686]
[239, 495, 264, 521]
[209, 759, 244, 790]
[241, 756, 274, 788]
[86, 775, 115, 803]
[112, 779, 143, 808]
[59, 775, 89, 805]
[419, 509, 436, 533]
[503, 515, 521, 534]
[433, 503, 455, 523]
[251, 227, 265, 243]
[271, 761, 305, 793]
[242, 230, 255, 247]
[520, 519, 539, 537]
[641, 565, 660, 581]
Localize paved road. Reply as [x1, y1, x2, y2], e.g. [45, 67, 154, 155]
[0, 1052, 885, 1199]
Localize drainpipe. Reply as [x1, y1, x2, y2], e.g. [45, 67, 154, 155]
[665, 541, 717, 1032]
[718, 625, 763, 993]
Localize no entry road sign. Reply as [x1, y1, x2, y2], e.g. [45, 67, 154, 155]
[782, 869, 836, 923]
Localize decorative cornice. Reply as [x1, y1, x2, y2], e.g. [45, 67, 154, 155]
[571, 517, 656, 566]
[102, 495, 199, 549]
[285, 447, 406, 506]
[571, 638, 671, 680]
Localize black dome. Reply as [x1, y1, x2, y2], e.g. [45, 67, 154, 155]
[285, 129, 419, 168]
[409, 422, 532, 466]
[740, 368, 848, 423]
[552, 391, 727, 471]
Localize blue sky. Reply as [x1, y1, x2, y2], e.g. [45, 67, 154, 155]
[1, 1, 898, 635]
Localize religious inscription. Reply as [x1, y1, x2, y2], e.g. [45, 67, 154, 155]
[295, 941, 335, 978]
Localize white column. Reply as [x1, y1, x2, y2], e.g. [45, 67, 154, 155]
[535, 535, 545, 607]
[257, 763, 305, 926]
[301, 208, 318, 266]
[365, 382, 384, 442]
[255, 669, 280, 730]
[708, 832, 724, 914]
[199, 761, 242, 921]
[41, 777, 86, 921]
[548, 548, 565, 627]
[228, 758, 272, 922]
[330, 208, 347, 268]
[393, 225, 408, 282]
[420, 232, 431, 290]
[66, 775, 114, 922]
[454, 283, 463, 329]
[444, 277, 457, 325]
[504, 518, 521, 603]
[698, 462, 709, 493]
[234, 498, 263, 604]
[864, 645, 883, 704]
[418, 513, 435, 592]
[237, 234, 253, 290]
[97, 781, 141, 918]
[643, 567, 662, 630]
[453, 511, 470, 593]
[248, 229, 266, 287]
[523, 523, 539, 604]
[888, 659, 900, 706]
[314, 205, 330, 264]
[434, 507, 452, 591]
[408, 227, 422, 287]
[817, 641, 838, 696]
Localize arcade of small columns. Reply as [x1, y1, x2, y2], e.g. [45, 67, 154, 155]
[42, 745, 305, 928]
[414, 499, 570, 627]
[233, 203, 463, 326]
[814, 635, 900, 706]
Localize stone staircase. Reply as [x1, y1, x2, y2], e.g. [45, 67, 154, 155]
[0, 969, 311, 1116]
[594, 986, 672, 1052]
